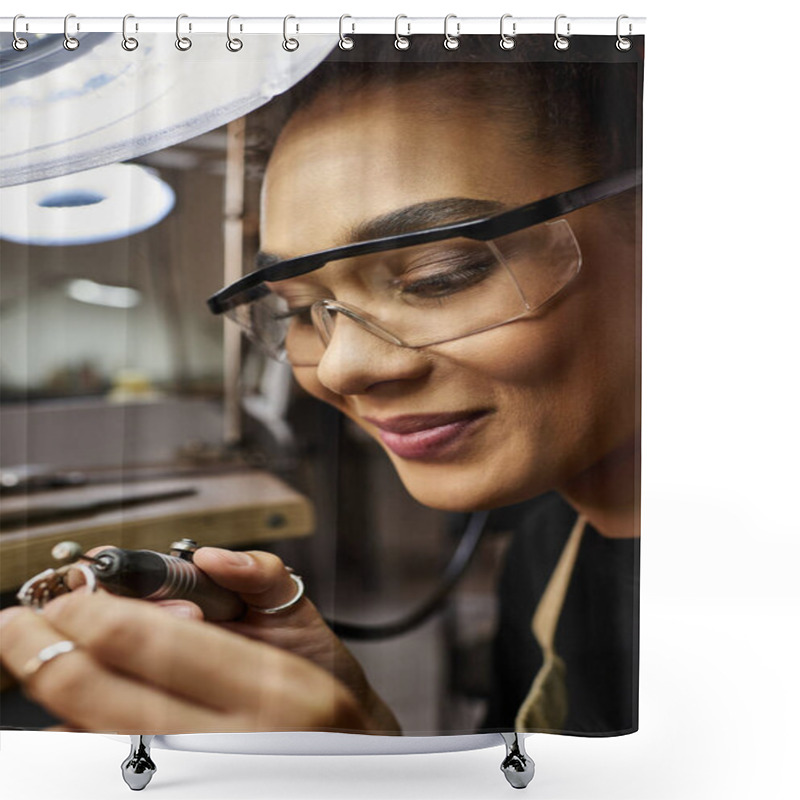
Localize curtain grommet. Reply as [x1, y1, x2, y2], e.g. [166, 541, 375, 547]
[175, 14, 192, 51]
[554, 14, 570, 51]
[616, 15, 632, 51]
[338, 15, 355, 50]
[444, 14, 460, 51]
[500, 14, 516, 50]
[394, 15, 411, 50]
[226, 15, 243, 52]
[121, 14, 139, 51]
[282, 15, 300, 51]
[12, 15, 29, 51]
[63, 14, 80, 51]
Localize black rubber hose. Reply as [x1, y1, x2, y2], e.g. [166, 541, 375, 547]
[325, 510, 490, 641]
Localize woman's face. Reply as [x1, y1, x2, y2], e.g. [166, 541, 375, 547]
[261, 81, 639, 512]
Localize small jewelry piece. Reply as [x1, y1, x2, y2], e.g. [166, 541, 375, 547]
[22, 640, 77, 680]
[248, 572, 305, 615]
[17, 562, 98, 609]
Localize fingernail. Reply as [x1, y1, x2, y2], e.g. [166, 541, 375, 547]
[204, 547, 253, 567]
[227, 551, 254, 566]
[160, 603, 199, 619]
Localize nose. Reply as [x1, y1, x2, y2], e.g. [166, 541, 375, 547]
[315, 312, 430, 396]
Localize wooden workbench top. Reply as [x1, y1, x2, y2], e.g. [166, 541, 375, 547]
[0, 470, 314, 593]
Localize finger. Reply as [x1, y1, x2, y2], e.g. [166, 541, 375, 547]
[63, 545, 113, 590]
[40, 590, 367, 731]
[40, 588, 319, 713]
[193, 548, 309, 618]
[67, 578, 203, 622]
[154, 600, 204, 621]
[0, 604, 219, 733]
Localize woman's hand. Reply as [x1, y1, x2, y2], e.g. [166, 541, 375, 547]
[165, 547, 400, 734]
[0, 588, 380, 735]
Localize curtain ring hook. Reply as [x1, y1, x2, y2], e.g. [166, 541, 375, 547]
[500, 14, 516, 50]
[282, 15, 299, 51]
[444, 14, 460, 51]
[226, 15, 243, 51]
[175, 14, 192, 51]
[122, 14, 139, 51]
[63, 13, 80, 51]
[616, 15, 632, 51]
[12, 15, 29, 51]
[554, 14, 570, 51]
[338, 14, 355, 50]
[394, 15, 411, 50]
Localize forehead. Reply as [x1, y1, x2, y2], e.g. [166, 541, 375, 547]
[260, 81, 569, 258]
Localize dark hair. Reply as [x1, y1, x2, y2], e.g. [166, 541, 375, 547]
[248, 35, 642, 206]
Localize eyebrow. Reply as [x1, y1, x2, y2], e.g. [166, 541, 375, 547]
[257, 197, 506, 266]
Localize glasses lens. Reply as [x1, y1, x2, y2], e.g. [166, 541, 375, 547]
[226, 219, 580, 366]
[224, 289, 325, 366]
[489, 218, 582, 319]
[381, 219, 580, 347]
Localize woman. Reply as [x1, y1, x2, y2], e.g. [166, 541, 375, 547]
[0, 38, 640, 737]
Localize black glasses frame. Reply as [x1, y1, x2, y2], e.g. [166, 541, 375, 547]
[206, 168, 641, 316]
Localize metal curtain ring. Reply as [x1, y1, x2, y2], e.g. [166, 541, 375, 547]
[616, 15, 632, 51]
[338, 15, 355, 50]
[12, 15, 29, 51]
[247, 572, 305, 615]
[226, 15, 243, 51]
[394, 15, 411, 50]
[175, 14, 192, 51]
[554, 14, 570, 51]
[122, 14, 139, 51]
[22, 641, 78, 680]
[500, 14, 516, 50]
[444, 14, 460, 51]
[63, 14, 80, 51]
[282, 15, 299, 51]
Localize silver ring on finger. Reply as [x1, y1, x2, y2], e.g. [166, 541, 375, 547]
[22, 640, 77, 679]
[248, 572, 305, 615]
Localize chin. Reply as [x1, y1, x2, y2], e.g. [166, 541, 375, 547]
[394, 461, 547, 514]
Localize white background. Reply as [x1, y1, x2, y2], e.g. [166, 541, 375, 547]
[2, 1, 799, 798]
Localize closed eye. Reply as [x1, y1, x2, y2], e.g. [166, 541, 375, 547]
[396, 255, 497, 300]
[272, 304, 315, 326]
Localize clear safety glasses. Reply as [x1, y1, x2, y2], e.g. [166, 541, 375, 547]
[207, 170, 640, 366]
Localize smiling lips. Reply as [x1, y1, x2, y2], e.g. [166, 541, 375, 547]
[364, 411, 488, 460]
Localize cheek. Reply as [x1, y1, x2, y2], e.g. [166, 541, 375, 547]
[439, 317, 575, 402]
[440, 307, 636, 474]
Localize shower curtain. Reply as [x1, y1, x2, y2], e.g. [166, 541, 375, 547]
[0, 17, 643, 752]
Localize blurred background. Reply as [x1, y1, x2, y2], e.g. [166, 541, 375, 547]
[0, 107, 512, 734]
